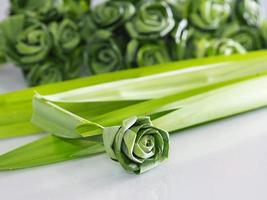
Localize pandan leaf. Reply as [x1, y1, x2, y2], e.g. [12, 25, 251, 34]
[1, 52, 267, 139]
[3, 73, 267, 170]
[0, 135, 104, 170]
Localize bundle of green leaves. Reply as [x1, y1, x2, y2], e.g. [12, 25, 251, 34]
[0, 0, 266, 86]
[1, 51, 267, 174]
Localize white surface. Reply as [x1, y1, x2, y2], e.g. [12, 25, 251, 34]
[1, 1, 267, 200]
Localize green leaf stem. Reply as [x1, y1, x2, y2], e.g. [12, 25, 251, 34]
[0, 15, 52, 65]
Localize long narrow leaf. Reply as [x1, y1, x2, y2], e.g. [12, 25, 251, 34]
[2, 52, 267, 139]
[0, 135, 105, 170]
[2, 75, 267, 170]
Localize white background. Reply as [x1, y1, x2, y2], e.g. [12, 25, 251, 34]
[1, 1, 267, 200]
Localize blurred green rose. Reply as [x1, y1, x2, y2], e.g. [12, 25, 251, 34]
[26, 62, 63, 86]
[85, 30, 124, 74]
[126, 40, 171, 68]
[126, 0, 175, 40]
[49, 19, 81, 57]
[189, 0, 232, 30]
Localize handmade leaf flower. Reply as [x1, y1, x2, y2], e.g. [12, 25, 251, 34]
[85, 30, 124, 74]
[164, 0, 190, 19]
[91, 1, 135, 30]
[126, 40, 171, 68]
[236, 0, 260, 26]
[10, 0, 90, 22]
[195, 38, 247, 57]
[189, 0, 231, 30]
[10, 0, 63, 22]
[14, 19, 52, 64]
[49, 19, 81, 57]
[0, 15, 51, 65]
[126, 0, 175, 40]
[26, 62, 63, 86]
[60, 0, 90, 18]
[217, 23, 263, 50]
[103, 116, 169, 174]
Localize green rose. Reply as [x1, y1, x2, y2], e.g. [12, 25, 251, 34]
[10, 0, 63, 22]
[103, 117, 169, 174]
[236, 0, 260, 26]
[61, 0, 91, 18]
[126, 0, 175, 40]
[0, 15, 52, 66]
[85, 30, 124, 74]
[189, 0, 232, 30]
[14, 18, 52, 65]
[126, 40, 171, 68]
[217, 23, 263, 50]
[26, 62, 63, 86]
[49, 19, 81, 57]
[195, 38, 247, 58]
[164, 0, 190, 19]
[10, 0, 90, 22]
[91, 1, 135, 30]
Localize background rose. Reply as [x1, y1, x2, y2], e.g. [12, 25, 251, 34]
[91, 1, 135, 30]
[126, 0, 175, 40]
[0, 15, 52, 65]
[26, 61, 63, 86]
[49, 19, 81, 58]
[189, 0, 232, 30]
[126, 40, 171, 68]
[85, 30, 124, 74]
[195, 38, 247, 57]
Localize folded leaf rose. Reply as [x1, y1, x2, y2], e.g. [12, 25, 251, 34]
[91, 1, 135, 30]
[126, 0, 175, 40]
[164, 0, 190, 19]
[126, 39, 171, 68]
[103, 116, 169, 174]
[195, 38, 247, 58]
[0, 15, 52, 66]
[217, 23, 263, 50]
[26, 62, 63, 86]
[236, 0, 260, 26]
[49, 19, 81, 58]
[85, 30, 124, 74]
[189, 0, 231, 30]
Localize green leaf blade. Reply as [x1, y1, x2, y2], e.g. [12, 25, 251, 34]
[0, 135, 105, 171]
